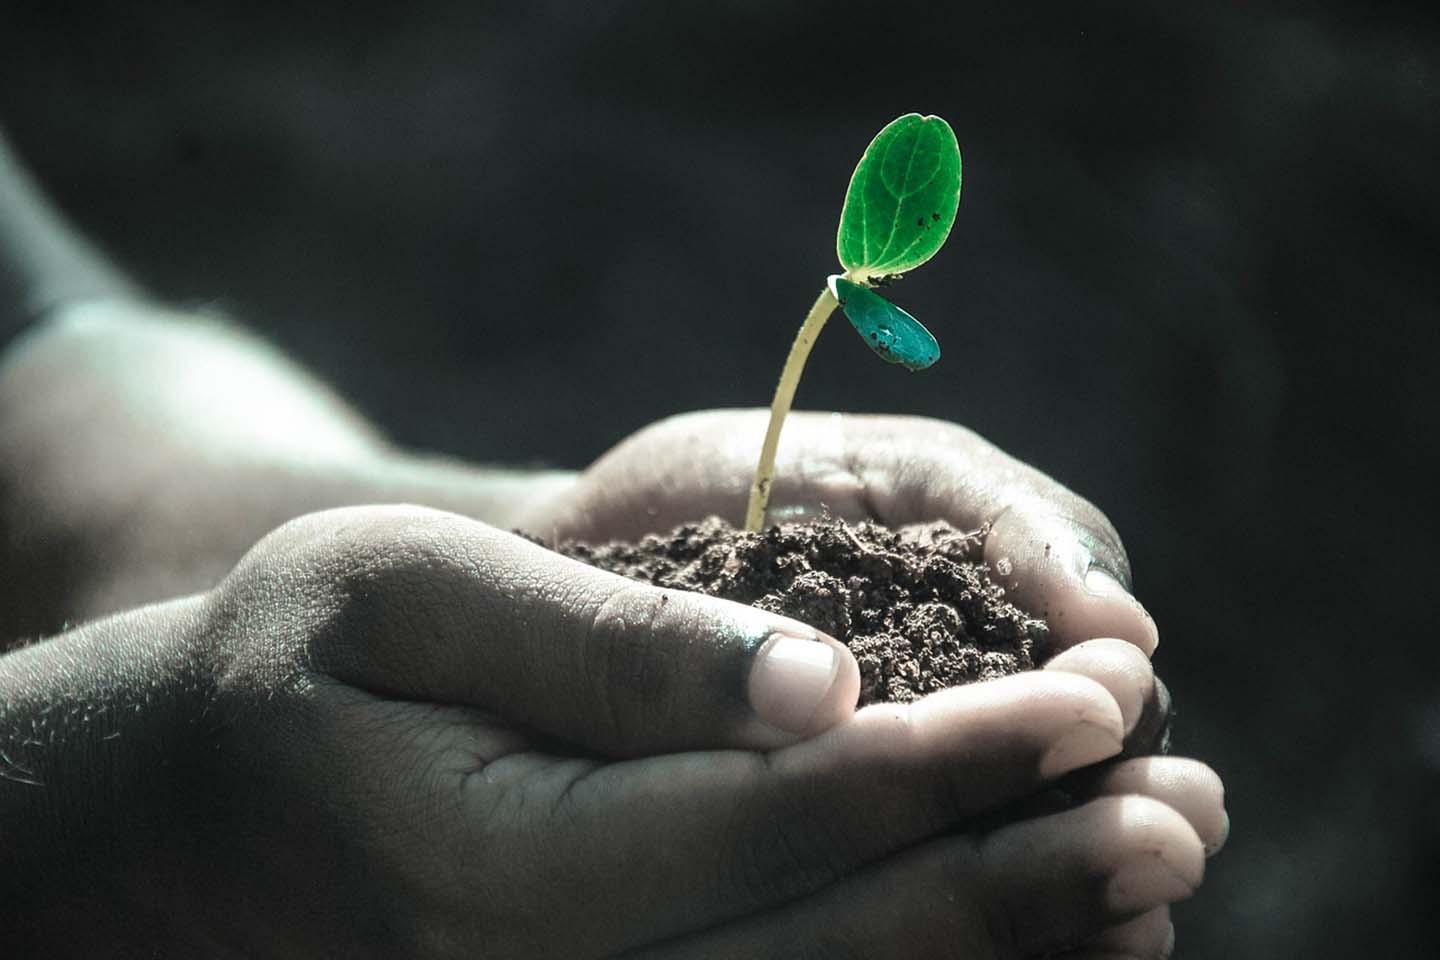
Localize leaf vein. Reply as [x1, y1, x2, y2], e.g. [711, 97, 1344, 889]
[874, 131, 924, 266]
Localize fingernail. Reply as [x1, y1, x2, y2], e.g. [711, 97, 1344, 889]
[1162, 920, 1176, 958]
[748, 632, 840, 734]
[1048, 515, 1131, 587]
[1105, 854, 1198, 914]
[1085, 568, 1160, 655]
[1038, 720, 1123, 779]
[1085, 566, 1130, 600]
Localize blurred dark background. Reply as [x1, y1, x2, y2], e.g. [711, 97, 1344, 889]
[3, 1, 1436, 955]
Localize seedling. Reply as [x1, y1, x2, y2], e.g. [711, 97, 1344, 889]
[743, 113, 963, 531]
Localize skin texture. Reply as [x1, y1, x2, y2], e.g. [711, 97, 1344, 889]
[524, 408, 1160, 658]
[0, 136, 1224, 956]
[2, 508, 1218, 957]
[0, 307, 1223, 956]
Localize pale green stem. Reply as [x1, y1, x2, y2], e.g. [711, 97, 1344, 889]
[744, 286, 839, 531]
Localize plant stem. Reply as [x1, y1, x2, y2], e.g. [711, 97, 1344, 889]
[744, 285, 839, 531]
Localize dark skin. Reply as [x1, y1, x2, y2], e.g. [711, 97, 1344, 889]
[0, 133, 1225, 957]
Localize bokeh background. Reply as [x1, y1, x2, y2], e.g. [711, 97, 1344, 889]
[3, 1, 1436, 955]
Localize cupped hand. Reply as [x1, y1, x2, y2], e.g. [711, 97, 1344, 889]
[520, 410, 1158, 657]
[8, 505, 1222, 957]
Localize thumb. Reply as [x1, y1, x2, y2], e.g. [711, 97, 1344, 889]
[249, 506, 860, 756]
[983, 501, 1159, 658]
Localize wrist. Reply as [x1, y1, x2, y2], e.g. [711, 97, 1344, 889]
[0, 595, 213, 922]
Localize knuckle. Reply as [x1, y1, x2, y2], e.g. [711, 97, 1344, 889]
[211, 505, 467, 685]
[725, 780, 857, 908]
[306, 505, 459, 580]
[223, 505, 457, 599]
[585, 585, 680, 743]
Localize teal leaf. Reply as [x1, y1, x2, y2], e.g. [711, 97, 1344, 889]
[829, 276, 940, 371]
[836, 114, 962, 280]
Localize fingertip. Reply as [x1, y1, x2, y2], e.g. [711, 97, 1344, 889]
[1038, 719, 1125, 780]
[1042, 567, 1159, 658]
[1159, 760, 1229, 858]
[855, 669, 1125, 781]
[946, 668, 1129, 743]
[968, 671, 1127, 779]
[1082, 569, 1160, 657]
[1044, 639, 1154, 736]
[978, 794, 1201, 954]
[1110, 794, 1208, 891]
[1092, 757, 1230, 857]
[984, 510, 1158, 657]
[1210, 807, 1231, 858]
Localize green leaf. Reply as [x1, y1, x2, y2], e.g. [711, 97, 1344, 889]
[835, 114, 962, 280]
[829, 276, 940, 371]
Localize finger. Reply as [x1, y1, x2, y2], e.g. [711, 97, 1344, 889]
[957, 796, 1201, 956]
[459, 670, 1132, 955]
[1042, 638, 1174, 756]
[219, 505, 860, 756]
[985, 505, 1159, 656]
[833, 413, 1157, 655]
[1045, 638, 1155, 736]
[1074, 756, 1230, 856]
[631, 795, 1203, 959]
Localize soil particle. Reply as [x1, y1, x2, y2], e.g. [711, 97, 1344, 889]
[551, 516, 1047, 706]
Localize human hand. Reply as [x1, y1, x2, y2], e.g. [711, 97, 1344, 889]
[522, 410, 1159, 656]
[3, 505, 1222, 957]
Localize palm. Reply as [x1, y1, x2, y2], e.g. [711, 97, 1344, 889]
[522, 409, 1156, 655]
[344, 660, 1206, 959]
[525, 410, 905, 543]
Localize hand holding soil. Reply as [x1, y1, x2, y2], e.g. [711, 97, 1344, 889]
[1, 312, 1222, 955]
[0, 306, 1222, 955]
[523, 408, 1160, 656]
[4, 503, 1223, 957]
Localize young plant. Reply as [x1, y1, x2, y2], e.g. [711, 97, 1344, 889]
[743, 113, 963, 531]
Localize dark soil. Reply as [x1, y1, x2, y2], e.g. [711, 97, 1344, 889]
[551, 515, 1046, 706]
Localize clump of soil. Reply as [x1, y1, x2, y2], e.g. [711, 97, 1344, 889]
[551, 515, 1047, 706]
